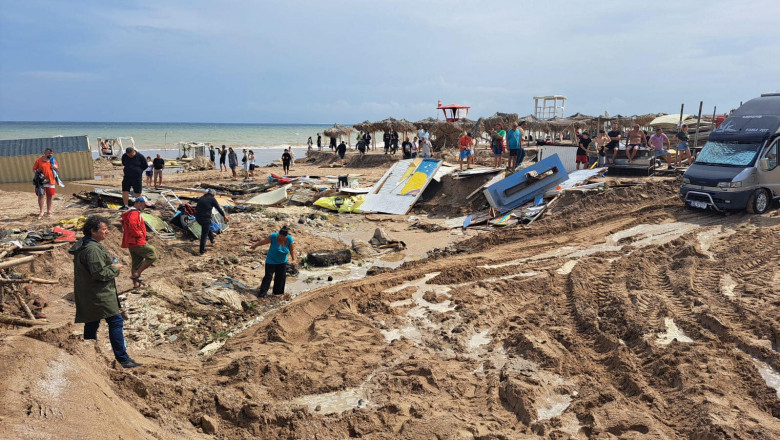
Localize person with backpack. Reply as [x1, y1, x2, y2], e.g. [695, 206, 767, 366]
[32, 148, 59, 218]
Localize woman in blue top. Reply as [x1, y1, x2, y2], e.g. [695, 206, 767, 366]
[249, 226, 296, 297]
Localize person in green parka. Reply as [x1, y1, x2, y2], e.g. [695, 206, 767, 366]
[69, 215, 142, 369]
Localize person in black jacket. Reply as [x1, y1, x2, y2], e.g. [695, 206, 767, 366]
[195, 189, 228, 255]
[121, 147, 149, 209]
[383, 131, 391, 154]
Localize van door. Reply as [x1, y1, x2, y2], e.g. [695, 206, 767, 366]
[758, 138, 780, 197]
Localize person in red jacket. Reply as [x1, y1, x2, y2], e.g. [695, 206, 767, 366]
[120, 196, 157, 288]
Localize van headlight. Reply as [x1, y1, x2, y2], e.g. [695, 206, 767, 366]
[682, 177, 690, 184]
[717, 181, 742, 188]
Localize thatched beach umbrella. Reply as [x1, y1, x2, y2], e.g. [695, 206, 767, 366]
[352, 120, 373, 133]
[323, 124, 354, 145]
[414, 117, 439, 131]
[323, 123, 353, 138]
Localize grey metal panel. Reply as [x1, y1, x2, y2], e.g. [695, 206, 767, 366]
[0, 135, 90, 157]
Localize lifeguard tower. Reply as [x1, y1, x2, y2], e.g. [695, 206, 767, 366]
[437, 100, 470, 122]
[534, 95, 566, 120]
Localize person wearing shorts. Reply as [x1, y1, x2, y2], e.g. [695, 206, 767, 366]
[606, 122, 622, 164]
[120, 196, 157, 288]
[625, 124, 646, 163]
[219, 145, 227, 172]
[576, 132, 591, 169]
[120, 147, 147, 209]
[675, 124, 692, 167]
[458, 131, 474, 171]
[337, 141, 347, 164]
[145, 157, 153, 187]
[649, 128, 673, 168]
[152, 154, 165, 188]
[33, 148, 58, 218]
[506, 123, 523, 170]
[490, 123, 506, 168]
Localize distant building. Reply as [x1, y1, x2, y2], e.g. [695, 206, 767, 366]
[0, 135, 94, 184]
[534, 95, 566, 120]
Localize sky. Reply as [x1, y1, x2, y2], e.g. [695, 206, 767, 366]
[1, 0, 779, 123]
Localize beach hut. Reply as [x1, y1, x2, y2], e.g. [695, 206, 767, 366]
[0, 135, 94, 184]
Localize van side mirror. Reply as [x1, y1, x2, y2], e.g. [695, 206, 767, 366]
[758, 158, 770, 171]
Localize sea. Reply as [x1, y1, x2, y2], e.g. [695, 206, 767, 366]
[0, 121, 340, 165]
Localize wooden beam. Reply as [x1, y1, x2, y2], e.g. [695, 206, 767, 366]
[10, 289, 35, 320]
[0, 277, 58, 285]
[0, 314, 47, 327]
[0, 256, 36, 270]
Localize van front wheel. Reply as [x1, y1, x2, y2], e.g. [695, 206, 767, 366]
[746, 188, 770, 214]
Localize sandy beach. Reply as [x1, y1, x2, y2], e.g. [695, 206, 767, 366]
[1, 145, 779, 439]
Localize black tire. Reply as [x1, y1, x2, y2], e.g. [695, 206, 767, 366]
[746, 188, 770, 214]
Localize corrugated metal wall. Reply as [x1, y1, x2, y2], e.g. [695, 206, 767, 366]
[537, 146, 578, 173]
[0, 151, 94, 184]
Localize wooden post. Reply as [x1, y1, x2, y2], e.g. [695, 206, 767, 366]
[0, 314, 47, 327]
[677, 104, 684, 165]
[693, 101, 703, 152]
[11, 289, 35, 320]
[711, 106, 717, 130]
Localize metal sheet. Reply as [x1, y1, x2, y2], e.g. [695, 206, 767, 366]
[0, 151, 94, 184]
[537, 146, 578, 173]
[483, 154, 568, 213]
[361, 159, 442, 215]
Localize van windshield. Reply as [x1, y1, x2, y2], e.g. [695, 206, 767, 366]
[694, 141, 763, 167]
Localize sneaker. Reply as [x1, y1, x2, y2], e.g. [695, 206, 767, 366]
[119, 358, 143, 369]
[119, 205, 129, 210]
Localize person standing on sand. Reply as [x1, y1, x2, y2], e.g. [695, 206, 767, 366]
[290, 149, 296, 167]
[249, 226, 296, 298]
[70, 215, 142, 369]
[490, 123, 506, 168]
[402, 137, 413, 159]
[209, 145, 216, 166]
[195, 189, 228, 255]
[595, 129, 609, 166]
[317, 133, 322, 151]
[228, 147, 238, 179]
[307, 136, 313, 151]
[219, 145, 227, 172]
[330, 136, 337, 151]
[383, 130, 391, 154]
[606, 122, 622, 165]
[411, 137, 419, 158]
[241, 149, 249, 180]
[145, 156, 153, 188]
[152, 154, 165, 188]
[458, 131, 474, 171]
[120, 196, 157, 288]
[576, 132, 592, 170]
[506, 123, 522, 170]
[675, 124, 692, 168]
[120, 147, 147, 209]
[391, 131, 400, 155]
[248, 150, 256, 177]
[420, 137, 433, 159]
[32, 148, 58, 218]
[282, 149, 292, 175]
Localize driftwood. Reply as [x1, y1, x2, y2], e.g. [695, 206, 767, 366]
[0, 250, 8, 259]
[0, 314, 47, 327]
[0, 277, 58, 285]
[17, 243, 67, 252]
[0, 256, 36, 270]
[10, 289, 36, 320]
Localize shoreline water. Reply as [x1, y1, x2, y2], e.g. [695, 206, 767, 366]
[0, 121, 343, 150]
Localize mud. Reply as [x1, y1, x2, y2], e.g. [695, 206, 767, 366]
[2, 170, 780, 438]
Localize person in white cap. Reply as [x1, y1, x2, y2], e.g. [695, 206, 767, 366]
[120, 196, 157, 288]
